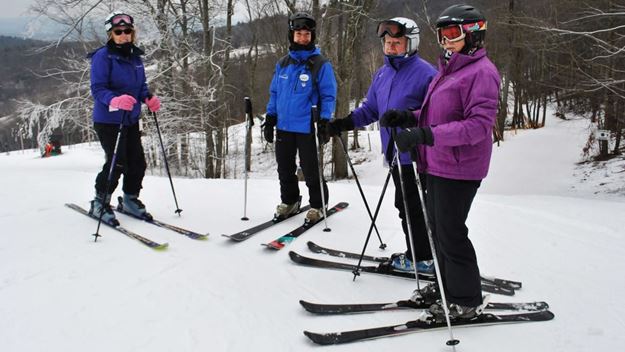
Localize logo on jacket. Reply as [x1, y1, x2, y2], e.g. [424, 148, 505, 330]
[279, 74, 288, 80]
[299, 73, 309, 87]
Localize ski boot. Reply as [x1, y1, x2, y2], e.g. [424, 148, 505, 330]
[275, 200, 301, 219]
[119, 193, 153, 220]
[428, 295, 490, 321]
[89, 193, 119, 226]
[305, 208, 323, 223]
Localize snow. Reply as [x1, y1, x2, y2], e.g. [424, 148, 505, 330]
[1, 111, 624, 352]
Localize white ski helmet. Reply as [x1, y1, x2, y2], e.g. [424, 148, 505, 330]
[104, 11, 134, 32]
[377, 17, 420, 56]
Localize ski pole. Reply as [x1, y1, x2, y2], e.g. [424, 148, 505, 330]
[352, 138, 396, 280]
[396, 129, 459, 349]
[152, 111, 182, 216]
[336, 133, 386, 249]
[241, 96, 254, 221]
[93, 112, 126, 242]
[392, 131, 421, 291]
[311, 105, 330, 232]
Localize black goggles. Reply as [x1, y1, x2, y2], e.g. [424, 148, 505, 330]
[290, 18, 316, 31]
[377, 20, 406, 38]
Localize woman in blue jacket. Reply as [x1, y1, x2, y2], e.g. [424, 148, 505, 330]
[263, 12, 337, 223]
[87, 12, 161, 225]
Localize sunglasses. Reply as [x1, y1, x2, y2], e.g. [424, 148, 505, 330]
[113, 28, 133, 35]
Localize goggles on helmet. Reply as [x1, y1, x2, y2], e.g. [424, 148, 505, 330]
[437, 21, 486, 44]
[107, 14, 134, 30]
[290, 18, 315, 31]
[377, 20, 406, 38]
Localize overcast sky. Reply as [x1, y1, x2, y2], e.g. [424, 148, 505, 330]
[0, 0, 34, 18]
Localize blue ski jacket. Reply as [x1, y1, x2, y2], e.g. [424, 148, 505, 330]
[88, 45, 150, 125]
[350, 53, 437, 165]
[266, 47, 337, 134]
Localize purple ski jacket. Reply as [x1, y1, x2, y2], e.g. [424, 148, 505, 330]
[350, 53, 437, 165]
[414, 48, 500, 180]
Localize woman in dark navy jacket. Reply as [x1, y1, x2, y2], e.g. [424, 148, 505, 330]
[87, 12, 161, 225]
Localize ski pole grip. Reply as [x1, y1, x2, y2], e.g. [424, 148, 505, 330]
[311, 105, 319, 123]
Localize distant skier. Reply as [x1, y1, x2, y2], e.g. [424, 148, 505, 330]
[382, 4, 501, 320]
[87, 11, 161, 225]
[263, 12, 337, 223]
[323, 17, 437, 274]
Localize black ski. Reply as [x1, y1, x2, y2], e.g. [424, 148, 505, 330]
[222, 204, 312, 242]
[262, 202, 349, 250]
[289, 251, 515, 296]
[299, 299, 549, 315]
[65, 203, 168, 250]
[307, 241, 522, 290]
[304, 310, 555, 345]
[116, 198, 208, 240]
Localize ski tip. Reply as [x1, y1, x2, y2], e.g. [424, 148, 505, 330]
[153, 243, 169, 251]
[288, 251, 301, 260]
[263, 241, 284, 250]
[303, 330, 336, 345]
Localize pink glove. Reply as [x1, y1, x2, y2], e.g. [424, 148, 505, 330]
[145, 96, 161, 112]
[110, 95, 137, 111]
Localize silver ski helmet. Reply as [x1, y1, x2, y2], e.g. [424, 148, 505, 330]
[377, 17, 420, 56]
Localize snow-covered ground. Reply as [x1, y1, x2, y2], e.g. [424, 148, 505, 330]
[1, 112, 623, 352]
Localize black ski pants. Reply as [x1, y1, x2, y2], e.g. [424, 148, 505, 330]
[94, 122, 146, 197]
[426, 174, 482, 307]
[275, 129, 328, 209]
[391, 164, 432, 262]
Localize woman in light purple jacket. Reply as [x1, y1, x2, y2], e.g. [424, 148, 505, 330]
[381, 5, 501, 320]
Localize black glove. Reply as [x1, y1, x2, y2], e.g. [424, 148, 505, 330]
[380, 109, 416, 128]
[262, 114, 277, 143]
[316, 119, 331, 145]
[327, 115, 355, 137]
[395, 127, 434, 152]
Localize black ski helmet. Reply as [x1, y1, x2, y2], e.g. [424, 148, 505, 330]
[288, 12, 316, 44]
[436, 4, 487, 51]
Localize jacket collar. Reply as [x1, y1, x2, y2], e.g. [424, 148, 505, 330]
[289, 47, 321, 62]
[438, 48, 487, 74]
[383, 52, 421, 71]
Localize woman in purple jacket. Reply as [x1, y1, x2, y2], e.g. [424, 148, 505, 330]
[87, 12, 161, 225]
[325, 17, 437, 273]
[382, 5, 501, 320]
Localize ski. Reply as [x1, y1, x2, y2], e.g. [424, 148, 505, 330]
[307, 241, 522, 290]
[222, 204, 312, 242]
[299, 299, 549, 315]
[65, 203, 168, 250]
[304, 310, 555, 345]
[289, 251, 515, 296]
[262, 202, 349, 250]
[116, 198, 208, 240]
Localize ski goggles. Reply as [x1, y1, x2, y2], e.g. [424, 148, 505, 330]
[113, 28, 134, 35]
[107, 14, 134, 29]
[376, 20, 406, 38]
[437, 21, 486, 44]
[290, 18, 315, 31]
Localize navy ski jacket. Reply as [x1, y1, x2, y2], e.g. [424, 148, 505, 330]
[88, 45, 149, 125]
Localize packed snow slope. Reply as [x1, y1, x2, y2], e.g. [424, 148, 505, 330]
[1, 113, 623, 352]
